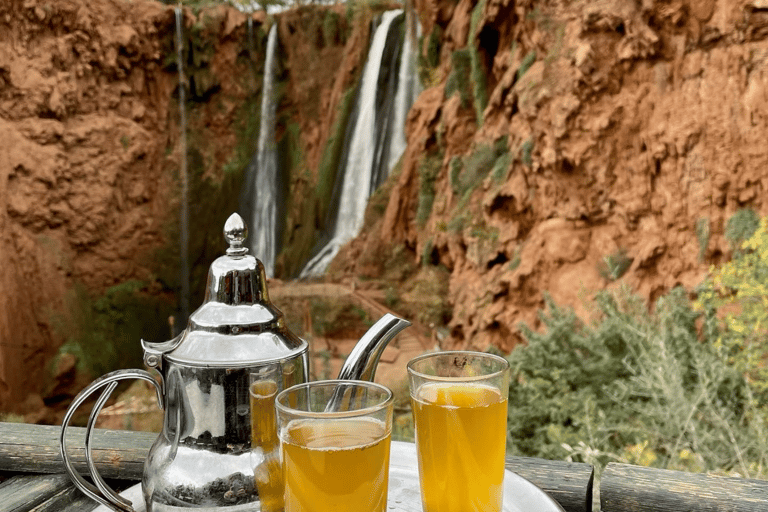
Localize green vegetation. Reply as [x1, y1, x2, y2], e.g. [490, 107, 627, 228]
[520, 137, 534, 167]
[416, 152, 442, 227]
[310, 299, 372, 338]
[321, 9, 344, 46]
[696, 216, 768, 401]
[724, 208, 760, 249]
[450, 141, 510, 199]
[468, 0, 488, 125]
[445, 49, 472, 108]
[316, 86, 357, 227]
[597, 248, 633, 281]
[696, 217, 710, 262]
[52, 281, 174, 379]
[417, 26, 443, 88]
[508, 286, 768, 478]
[491, 137, 511, 182]
[517, 50, 537, 81]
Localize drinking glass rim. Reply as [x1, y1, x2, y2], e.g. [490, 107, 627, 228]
[275, 379, 394, 419]
[407, 350, 510, 382]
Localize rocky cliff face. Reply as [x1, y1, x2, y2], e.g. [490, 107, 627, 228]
[0, 0, 268, 413]
[1, 0, 766, 414]
[0, 0, 374, 415]
[340, 0, 768, 352]
[1, 0, 174, 412]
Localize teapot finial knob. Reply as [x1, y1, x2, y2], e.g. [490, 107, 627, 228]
[224, 213, 248, 257]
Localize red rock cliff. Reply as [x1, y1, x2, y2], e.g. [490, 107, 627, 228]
[339, 0, 768, 352]
[2, 0, 767, 414]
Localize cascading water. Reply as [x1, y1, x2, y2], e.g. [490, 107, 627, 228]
[175, 5, 190, 324]
[242, 24, 279, 277]
[300, 10, 405, 277]
[387, 8, 420, 172]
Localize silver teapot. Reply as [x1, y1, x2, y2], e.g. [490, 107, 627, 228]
[60, 213, 410, 512]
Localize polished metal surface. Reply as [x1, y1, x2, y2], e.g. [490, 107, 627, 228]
[327, 313, 411, 411]
[154, 213, 307, 367]
[60, 212, 411, 512]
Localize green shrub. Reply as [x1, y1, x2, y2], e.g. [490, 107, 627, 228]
[451, 144, 496, 198]
[310, 299, 371, 338]
[491, 151, 512, 182]
[508, 286, 768, 478]
[520, 137, 534, 167]
[724, 208, 760, 249]
[696, 216, 768, 402]
[597, 248, 633, 281]
[445, 49, 472, 108]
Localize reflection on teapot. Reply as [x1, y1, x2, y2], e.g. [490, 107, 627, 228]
[60, 213, 410, 512]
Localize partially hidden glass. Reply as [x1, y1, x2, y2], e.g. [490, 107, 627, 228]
[408, 351, 511, 512]
[275, 380, 394, 512]
[250, 369, 283, 512]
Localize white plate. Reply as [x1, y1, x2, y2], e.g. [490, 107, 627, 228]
[95, 442, 565, 512]
[388, 441, 566, 512]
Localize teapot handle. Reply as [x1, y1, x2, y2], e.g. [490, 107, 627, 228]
[59, 369, 164, 512]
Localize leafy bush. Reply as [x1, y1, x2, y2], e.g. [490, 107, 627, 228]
[724, 208, 760, 249]
[597, 248, 633, 281]
[507, 286, 768, 478]
[696, 216, 768, 402]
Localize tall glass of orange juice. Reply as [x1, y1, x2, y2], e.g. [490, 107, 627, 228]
[275, 380, 394, 512]
[408, 351, 510, 512]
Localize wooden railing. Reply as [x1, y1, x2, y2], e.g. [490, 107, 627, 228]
[1, 422, 766, 511]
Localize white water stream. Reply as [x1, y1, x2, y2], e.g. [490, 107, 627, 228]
[250, 24, 279, 277]
[300, 10, 405, 277]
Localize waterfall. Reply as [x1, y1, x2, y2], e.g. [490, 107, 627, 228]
[175, 5, 190, 324]
[300, 10, 405, 278]
[387, 7, 420, 172]
[243, 24, 279, 277]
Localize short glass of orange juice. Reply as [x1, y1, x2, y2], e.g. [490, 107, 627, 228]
[275, 380, 394, 512]
[408, 351, 511, 512]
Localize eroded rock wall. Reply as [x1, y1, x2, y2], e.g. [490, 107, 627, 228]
[0, 0, 268, 412]
[345, 0, 768, 352]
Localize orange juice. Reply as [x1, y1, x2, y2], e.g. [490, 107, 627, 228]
[411, 382, 508, 512]
[250, 380, 282, 512]
[281, 418, 391, 512]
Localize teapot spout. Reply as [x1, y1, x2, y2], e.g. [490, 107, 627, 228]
[336, 313, 411, 382]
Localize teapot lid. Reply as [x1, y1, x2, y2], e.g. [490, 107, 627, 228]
[160, 213, 307, 367]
